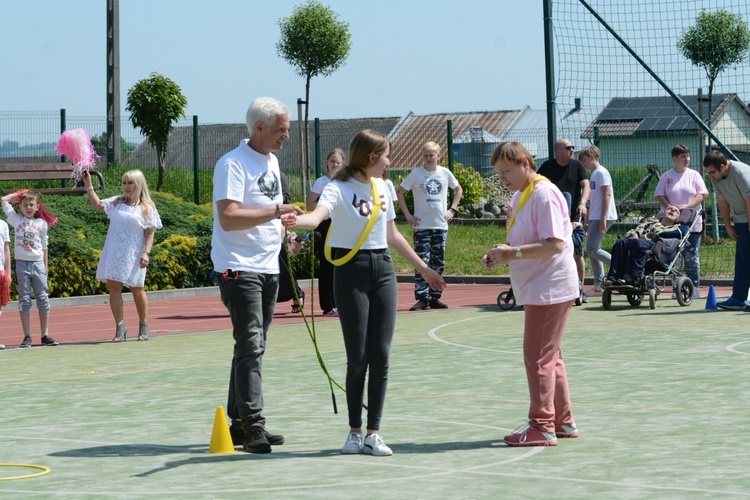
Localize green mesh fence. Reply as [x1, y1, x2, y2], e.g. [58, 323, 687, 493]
[552, 0, 750, 280]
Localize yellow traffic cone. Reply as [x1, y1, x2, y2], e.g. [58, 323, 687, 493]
[209, 406, 236, 454]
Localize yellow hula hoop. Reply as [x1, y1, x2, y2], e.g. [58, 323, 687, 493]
[0, 463, 52, 481]
[324, 177, 382, 266]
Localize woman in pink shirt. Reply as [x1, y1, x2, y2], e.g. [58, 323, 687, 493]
[483, 142, 579, 447]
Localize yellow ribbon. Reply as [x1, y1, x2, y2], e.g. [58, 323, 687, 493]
[324, 177, 382, 266]
[505, 175, 549, 233]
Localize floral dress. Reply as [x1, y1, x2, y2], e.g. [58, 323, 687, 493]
[96, 197, 162, 288]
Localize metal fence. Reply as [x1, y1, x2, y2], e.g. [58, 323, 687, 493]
[0, 109, 739, 279]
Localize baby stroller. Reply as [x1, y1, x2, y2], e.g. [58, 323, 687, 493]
[602, 207, 700, 310]
[497, 287, 515, 310]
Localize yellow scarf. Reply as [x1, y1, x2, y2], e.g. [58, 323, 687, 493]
[324, 177, 382, 266]
[506, 175, 549, 233]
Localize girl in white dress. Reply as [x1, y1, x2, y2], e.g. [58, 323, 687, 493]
[82, 169, 162, 342]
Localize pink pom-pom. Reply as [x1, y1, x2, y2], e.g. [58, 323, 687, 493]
[55, 129, 100, 183]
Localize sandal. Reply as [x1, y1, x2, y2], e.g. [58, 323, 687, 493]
[291, 290, 305, 314]
[137, 323, 149, 341]
[112, 322, 127, 343]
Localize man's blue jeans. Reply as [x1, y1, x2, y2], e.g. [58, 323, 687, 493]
[731, 223, 750, 302]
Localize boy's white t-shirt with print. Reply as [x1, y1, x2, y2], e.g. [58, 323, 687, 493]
[2, 201, 47, 262]
[399, 166, 459, 230]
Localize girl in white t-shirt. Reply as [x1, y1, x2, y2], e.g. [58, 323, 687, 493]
[0, 219, 10, 313]
[305, 148, 344, 316]
[579, 145, 617, 294]
[293, 130, 445, 457]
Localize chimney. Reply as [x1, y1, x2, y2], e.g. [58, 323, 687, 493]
[570, 98, 581, 114]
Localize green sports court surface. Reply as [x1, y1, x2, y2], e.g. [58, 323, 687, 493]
[2, 298, 749, 498]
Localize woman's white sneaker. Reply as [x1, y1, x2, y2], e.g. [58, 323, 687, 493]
[341, 431, 363, 454]
[363, 433, 393, 456]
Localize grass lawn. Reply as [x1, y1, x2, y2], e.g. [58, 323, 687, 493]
[390, 222, 735, 279]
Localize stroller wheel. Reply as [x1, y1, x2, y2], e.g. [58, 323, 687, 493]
[602, 288, 612, 309]
[627, 293, 643, 307]
[497, 290, 516, 310]
[674, 276, 694, 306]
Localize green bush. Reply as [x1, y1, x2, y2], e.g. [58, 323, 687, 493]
[451, 162, 484, 206]
[15, 191, 215, 298]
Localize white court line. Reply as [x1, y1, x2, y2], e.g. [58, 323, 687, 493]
[3, 415, 746, 497]
[1, 415, 543, 496]
[726, 340, 750, 356]
[428, 315, 750, 366]
[422, 318, 750, 496]
[427, 316, 519, 355]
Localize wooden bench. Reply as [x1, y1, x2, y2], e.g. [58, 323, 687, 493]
[0, 163, 105, 195]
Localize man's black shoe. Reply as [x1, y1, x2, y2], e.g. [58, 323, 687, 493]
[410, 300, 430, 311]
[429, 299, 448, 309]
[264, 430, 285, 446]
[243, 426, 271, 454]
[232, 425, 284, 447]
[230, 425, 243, 447]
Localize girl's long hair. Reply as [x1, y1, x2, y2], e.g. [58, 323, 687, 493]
[335, 130, 390, 182]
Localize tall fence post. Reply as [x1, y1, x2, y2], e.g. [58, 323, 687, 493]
[447, 119, 454, 209]
[314, 118, 321, 182]
[544, 0, 556, 160]
[446, 119, 453, 170]
[192, 115, 200, 205]
[59, 108, 67, 163]
[297, 99, 307, 200]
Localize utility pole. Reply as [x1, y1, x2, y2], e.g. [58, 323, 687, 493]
[106, 0, 121, 165]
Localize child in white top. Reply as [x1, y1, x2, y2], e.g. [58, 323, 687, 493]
[292, 130, 445, 457]
[397, 141, 463, 310]
[305, 148, 344, 316]
[0, 218, 10, 329]
[1, 190, 57, 347]
[579, 145, 617, 294]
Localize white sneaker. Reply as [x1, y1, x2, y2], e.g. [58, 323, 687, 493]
[363, 433, 393, 456]
[341, 431, 363, 454]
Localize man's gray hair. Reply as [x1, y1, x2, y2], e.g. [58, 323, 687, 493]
[246, 97, 290, 137]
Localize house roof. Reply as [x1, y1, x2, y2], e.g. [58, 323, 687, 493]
[387, 110, 522, 169]
[128, 117, 401, 170]
[582, 93, 746, 138]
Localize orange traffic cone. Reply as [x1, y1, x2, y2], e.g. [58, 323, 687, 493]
[209, 406, 235, 454]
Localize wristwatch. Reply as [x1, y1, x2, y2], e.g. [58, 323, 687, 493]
[275, 204, 281, 219]
[515, 246, 523, 259]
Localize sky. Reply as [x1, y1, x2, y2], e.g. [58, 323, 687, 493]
[0, 0, 546, 124]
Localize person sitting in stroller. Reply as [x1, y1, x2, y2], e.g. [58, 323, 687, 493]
[604, 205, 688, 286]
